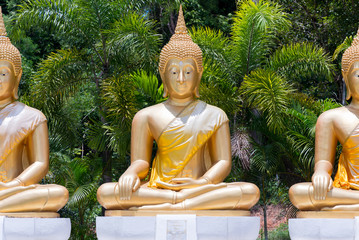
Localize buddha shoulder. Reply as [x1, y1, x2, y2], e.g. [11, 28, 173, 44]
[204, 103, 229, 122]
[131, 103, 165, 126]
[316, 106, 352, 128]
[8, 102, 46, 124]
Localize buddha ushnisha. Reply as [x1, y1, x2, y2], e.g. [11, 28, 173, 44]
[97, 6, 259, 210]
[290, 27, 359, 211]
[0, 7, 68, 213]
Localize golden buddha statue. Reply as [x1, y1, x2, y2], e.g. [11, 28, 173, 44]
[97, 6, 259, 211]
[289, 27, 359, 213]
[0, 7, 68, 215]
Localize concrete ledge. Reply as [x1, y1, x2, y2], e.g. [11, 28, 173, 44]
[297, 211, 359, 218]
[289, 218, 357, 240]
[97, 215, 260, 240]
[0, 217, 71, 240]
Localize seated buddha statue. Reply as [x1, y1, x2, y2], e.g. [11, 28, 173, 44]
[289, 28, 359, 211]
[0, 8, 68, 214]
[97, 6, 259, 211]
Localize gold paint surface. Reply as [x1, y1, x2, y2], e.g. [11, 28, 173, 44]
[0, 212, 59, 218]
[105, 210, 251, 217]
[97, 6, 260, 211]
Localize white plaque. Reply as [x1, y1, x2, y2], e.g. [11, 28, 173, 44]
[156, 214, 197, 240]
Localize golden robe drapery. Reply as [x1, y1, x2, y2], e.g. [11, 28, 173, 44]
[334, 123, 359, 190]
[148, 100, 228, 188]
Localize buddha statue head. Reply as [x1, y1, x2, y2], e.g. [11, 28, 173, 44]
[342, 27, 359, 100]
[159, 5, 203, 99]
[0, 7, 22, 102]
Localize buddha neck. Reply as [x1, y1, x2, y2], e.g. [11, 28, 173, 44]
[166, 96, 196, 107]
[0, 98, 14, 110]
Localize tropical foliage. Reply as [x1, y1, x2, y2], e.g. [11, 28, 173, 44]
[0, 0, 355, 238]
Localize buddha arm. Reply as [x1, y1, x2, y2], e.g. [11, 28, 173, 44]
[118, 110, 153, 200]
[129, 110, 153, 178]
[204, 122, 232, 184]
[3, 122, 49, 188]
[314, 112, 337, 173]
[312, 112, 337, 200]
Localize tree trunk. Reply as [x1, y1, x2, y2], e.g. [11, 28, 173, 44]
[102, 149, 112, 183]
[263, 204, 268, 240]
[261, 177, 268, 240]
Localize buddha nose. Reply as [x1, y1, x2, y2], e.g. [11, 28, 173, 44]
[178, 71, 184, 84]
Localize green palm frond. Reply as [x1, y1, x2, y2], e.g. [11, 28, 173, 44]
[106, 12, 162, 72]
[47, 152, 71, 185]
[87, 120, 109, 153]
[250, 140, 283, 175]
[286, 130, 314, 181]
[313, 98, 342, 115]
[231, 0, 290, 78]
[190, 27, 235, 83]
[268, 43, 334, 82]
[131, 70, 165, 107]
[200, 82, 240, 116]
[285, 105, 317, 180]
[240, 69, 293, 133]
[102, 75, 137, 128]
[100, 75, 138, 155]
[31, 48, 88, 114]
[67, 183, 98, 208]
[16, 0, 74, 33]
[333, 35, 354, 61]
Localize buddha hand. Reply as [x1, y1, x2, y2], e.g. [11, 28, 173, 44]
[311, 170, 333, 201]
[118, 173, 141, 201]
[156, 177, 208, 191]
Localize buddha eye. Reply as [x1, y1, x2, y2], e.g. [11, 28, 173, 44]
[186, 71, 191, 74]
[172, 71, 177, 75]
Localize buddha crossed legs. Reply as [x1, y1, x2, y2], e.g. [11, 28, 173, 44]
[97, 6, 259, 211]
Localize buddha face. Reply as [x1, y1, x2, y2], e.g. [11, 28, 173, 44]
[0, 60, 20, 102]
[161, 58, 202, 99]
[345, 61, 359, 101]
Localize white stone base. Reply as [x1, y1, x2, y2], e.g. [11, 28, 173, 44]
[289, 218, 359, 240]
[0, 217, 71, 240]
[96, 216, 260, 240]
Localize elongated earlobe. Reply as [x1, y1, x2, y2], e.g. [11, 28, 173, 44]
[160, 71, 168, 98]
[194, 87, 199, 98]
[194, 70, 203, 98]
[163, 85, 168, 98]
[343, 72, 351, 101]
[12, 69, 22, 100]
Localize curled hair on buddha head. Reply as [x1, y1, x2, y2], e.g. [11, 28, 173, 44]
[342, 27, 359, 100]
[159, 5, 203, 98]
[0, 7, 22, 99]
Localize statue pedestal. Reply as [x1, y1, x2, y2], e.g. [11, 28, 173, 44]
[97, 210, 260, 240]
[289, 211, 359, 240]
[0, 214, 71, 240]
